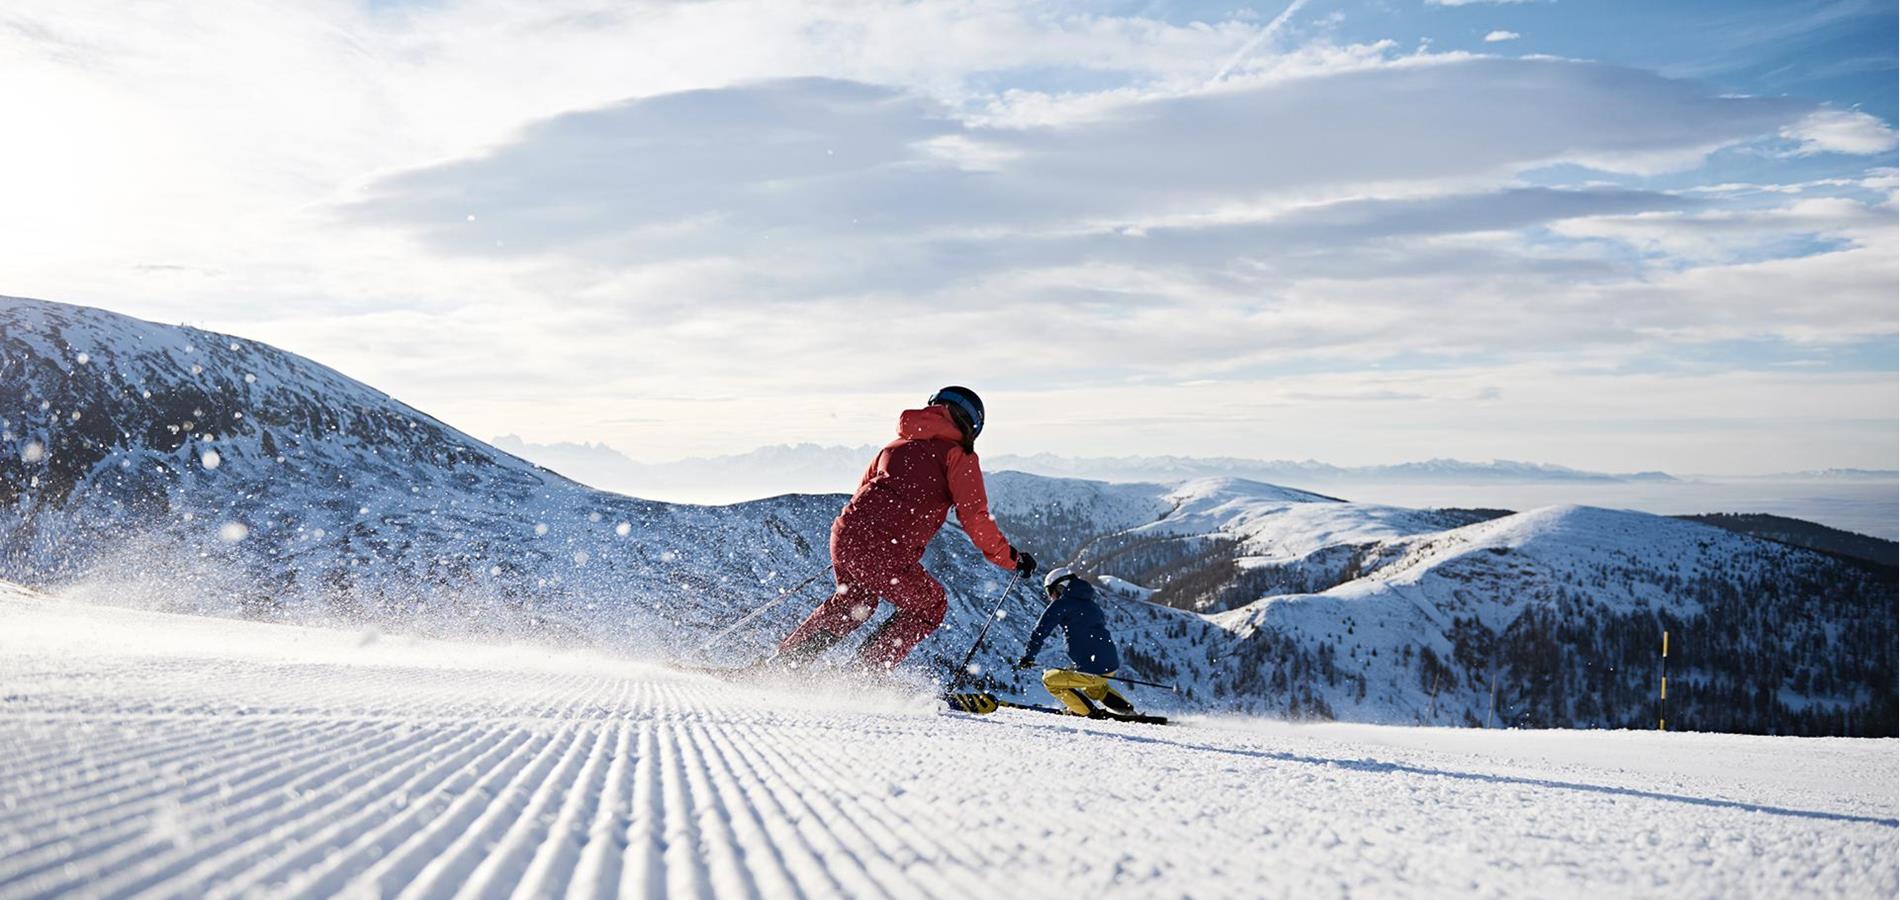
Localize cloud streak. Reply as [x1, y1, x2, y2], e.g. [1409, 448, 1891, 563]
[349, 58, 1811, 260]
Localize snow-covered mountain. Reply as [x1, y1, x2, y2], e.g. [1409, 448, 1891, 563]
[1206, 505, 1895, 732]
[985, 471, 1896, 733]
[0, 297, 1018, 673]
[2, 296, 1892, 736]
[988, 473, 1486, 612]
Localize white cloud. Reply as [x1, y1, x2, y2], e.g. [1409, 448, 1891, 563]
[0, 0, 1889, 472]
[348, 58, 1811, 264]
[1780, 108, 1899, 156]
[1551, 196, 1893, 262]
[1484, 30, 1521, 42]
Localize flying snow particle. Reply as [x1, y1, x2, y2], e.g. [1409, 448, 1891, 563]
[190, 365, 203, 375]
[141, 390, 152, 399]
[218, 521, 249, 542]
[587, 511, 602, 523]
[994, 609, 1007, 619]
[358, 506, 370, 515]
[615, 522, 631, 537]
[75, 353, 89, 365]
[488, 565, 502, 577]
[229, 342, 240, 351]
[659, 550, 676, 562]
[69, 411, 81, 422]
[201, 450, 222, 470]
[312, 528, 326, 539]
[21, 441, 45, 464]
[534, 523, 549, 536]
[573, 551, 590, 565]
[244, 374, 256, 384]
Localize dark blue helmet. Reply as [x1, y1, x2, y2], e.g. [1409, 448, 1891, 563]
[928, 385, 984, 438]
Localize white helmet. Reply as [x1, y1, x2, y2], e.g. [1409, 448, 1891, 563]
[1042, 566, 1079, 594]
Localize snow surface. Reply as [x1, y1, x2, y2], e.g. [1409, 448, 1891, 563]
[2, 588, 1893, 899]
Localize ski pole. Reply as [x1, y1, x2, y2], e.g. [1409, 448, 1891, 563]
[1106, 673, 1178, 692]
[695, 565, 832, 656]
[949, 570, 1027, 690]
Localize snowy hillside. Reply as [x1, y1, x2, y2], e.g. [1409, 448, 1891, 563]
[989, 473, 1480, 612]
[1208, 505, 1897, 733]
[988, 472, 1896, 734]
[0, 297, 1031, 677]
[1, 590, 1893, 898]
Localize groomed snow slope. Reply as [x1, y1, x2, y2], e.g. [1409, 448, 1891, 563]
[3, 590, 1893, 899]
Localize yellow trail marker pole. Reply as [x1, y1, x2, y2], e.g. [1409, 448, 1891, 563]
[1658, 630, 1669, 731]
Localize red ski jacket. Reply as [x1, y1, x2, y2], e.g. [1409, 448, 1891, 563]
[833, 405, 1017, 570]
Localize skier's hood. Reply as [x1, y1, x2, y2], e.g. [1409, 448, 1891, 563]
[896, 405, 964, 443]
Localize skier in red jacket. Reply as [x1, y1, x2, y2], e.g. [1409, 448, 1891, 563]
[777, 386, 1035, 672]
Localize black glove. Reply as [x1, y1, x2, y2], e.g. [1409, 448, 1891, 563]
[1013, 656, 1036, 671]
[1014, 551, 1037, 578]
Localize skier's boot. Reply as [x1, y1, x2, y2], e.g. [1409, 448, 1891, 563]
[1064, 689, 1100, 717]
[945, 692, 1000, 714]
[1098, 686, 1138, 719]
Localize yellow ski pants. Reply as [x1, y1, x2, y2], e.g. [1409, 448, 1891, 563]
[1042, 668, 1129, 716]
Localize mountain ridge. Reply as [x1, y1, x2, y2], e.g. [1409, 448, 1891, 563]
[494, 436, 1693, 497]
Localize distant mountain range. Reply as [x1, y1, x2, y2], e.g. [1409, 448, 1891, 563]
[491, 437, 1897, 539]
[488, 437, 1691, 501]
[4, 295, 1894, 736]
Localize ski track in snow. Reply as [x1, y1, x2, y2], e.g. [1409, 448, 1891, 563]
[0, 595, 1894, 899]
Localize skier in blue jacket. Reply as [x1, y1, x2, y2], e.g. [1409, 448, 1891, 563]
[1014, 567, 1139, 718]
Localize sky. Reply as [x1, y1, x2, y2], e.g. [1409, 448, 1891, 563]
[1, 0, 1895, 474]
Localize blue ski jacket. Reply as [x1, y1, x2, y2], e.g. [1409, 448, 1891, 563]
[1022, 578, 1120, 675]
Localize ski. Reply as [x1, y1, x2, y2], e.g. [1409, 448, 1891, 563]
[944, 692, 1169, 725]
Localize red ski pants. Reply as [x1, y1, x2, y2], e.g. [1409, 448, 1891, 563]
[778, 529, 948, 670]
